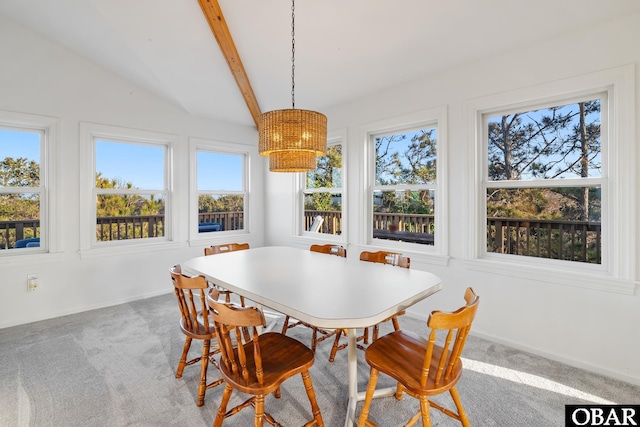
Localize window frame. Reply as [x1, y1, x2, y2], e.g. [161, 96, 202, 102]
[297, 130, 346, 241]
[189, 137, 251, 244]
[79, 122, 178, 257]
[465, 65, 636, 294]
[362, 107, 448, 264]
[0, 110, 60, 264]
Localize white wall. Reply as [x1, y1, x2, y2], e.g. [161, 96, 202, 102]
[0, 17, 264, 328]
[265, 13, 640, 385]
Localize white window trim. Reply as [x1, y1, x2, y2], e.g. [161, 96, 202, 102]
[79, 122, 178, 258]
[360, 107, 449, 266]
[464, 64, 637, 295]
[188, 137, 252, 247]
[293, 128, 348, 245]
[0, 110, 62, 266]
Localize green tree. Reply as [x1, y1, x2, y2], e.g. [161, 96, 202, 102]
[374, 130, 437, 215]
[0, 157, 40, 221]
[95, 172, 164, 217]
[487, 101, 601, 221]
[305, 145, 342, 211]
[198, 194, 244, 213]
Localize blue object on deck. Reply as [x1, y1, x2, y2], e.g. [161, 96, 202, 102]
[198, 222, 221, 232]
[15, 237, 40, 248]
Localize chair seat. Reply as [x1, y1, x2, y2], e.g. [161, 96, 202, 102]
[365, 330, 462, 396]
[220, 332, 315, 395]
[180, 313, 216, 339]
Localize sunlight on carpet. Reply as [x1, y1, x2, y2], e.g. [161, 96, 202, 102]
[462, 357, 615, 405]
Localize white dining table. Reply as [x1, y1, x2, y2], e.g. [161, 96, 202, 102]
[182, 246, 442, 426]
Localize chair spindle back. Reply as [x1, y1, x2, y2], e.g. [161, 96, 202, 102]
[423, 287, 479, 388]
[170, 265, 212, 335]
[207, 295, 267, 386]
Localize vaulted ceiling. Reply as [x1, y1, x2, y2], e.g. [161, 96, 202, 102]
[1, 0, 639, 128]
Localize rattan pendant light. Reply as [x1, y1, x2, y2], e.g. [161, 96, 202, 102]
[258, 0, 327, 172]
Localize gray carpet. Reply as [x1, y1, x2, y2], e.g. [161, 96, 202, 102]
[1, 293, 638, 427]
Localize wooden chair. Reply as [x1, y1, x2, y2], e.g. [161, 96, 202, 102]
[281, 244, 347, 353]
[206, 291, 324, 427]
[169, 265, 223, 407]
[204, 243, 250, 306]
[203, 242, 250, 256]
[309, 243, 347, 257]
[357, 287, 480, 427]
[328, 250, 410, 362]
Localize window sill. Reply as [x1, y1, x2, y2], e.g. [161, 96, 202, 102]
[79, 241, 180, 259]
[463, 257, 637, 295]
[188, 230, 253, 248]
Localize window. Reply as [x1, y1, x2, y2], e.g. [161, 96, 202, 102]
[371, 126, 437, 246]
[302, 139, 343, 236]
[484, 97, 603, 264]
[0, 111, 58, 257]
[365, 107, 447, 255]
[80, 123, 175, 253]
[468, 65, 636, 293]
[196, 150, 246, 234]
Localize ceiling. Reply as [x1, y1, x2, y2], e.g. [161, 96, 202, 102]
[1, 0, 639, 128]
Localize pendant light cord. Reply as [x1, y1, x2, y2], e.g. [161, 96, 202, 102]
[291, 0, 296, 109]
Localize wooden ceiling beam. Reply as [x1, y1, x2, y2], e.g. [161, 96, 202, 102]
[198, 0, 262, 128]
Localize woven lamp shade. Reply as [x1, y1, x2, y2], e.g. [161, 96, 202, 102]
[269, 150, 317, 172]
[259, 108, 327, 172]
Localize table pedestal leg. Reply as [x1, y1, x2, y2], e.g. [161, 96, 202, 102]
[343, 328, 397, 427]
[344, 328, 358, 427]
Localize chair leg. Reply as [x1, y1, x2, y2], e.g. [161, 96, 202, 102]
[391, 315, 401, 331]
[356, 368, 379, 427]
[214, 384, 234, 427]
[419, 395, 432, 427]
[254, 394, 265, 427]
[301, 370, 324, 427]
[328, 329, 343, 362]
[176, 336, 192, 378]
[281, 316, 291, 334]
[449, 387, 470, 427]
[395, 383, 404, 400]
[311, 328, 318, 353]
[196, 339, 210, 406]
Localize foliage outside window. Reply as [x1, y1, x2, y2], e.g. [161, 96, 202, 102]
[197, 150, 245, 233]
[304, 143, 342, 235]
[0, 127, 43, 251]
[372, 127, 437, 246]
[484, 96, 603, 264]
[94, 139, 167, 242]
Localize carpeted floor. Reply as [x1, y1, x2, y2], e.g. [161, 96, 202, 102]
[0, 293, 638, 426]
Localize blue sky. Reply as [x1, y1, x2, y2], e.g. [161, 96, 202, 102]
[1, 130, 242, 190]
[96, 141, 244, 190]
[0, 129, 40, 162]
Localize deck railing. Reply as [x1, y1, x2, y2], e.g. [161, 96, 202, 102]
[0, 219, 40, 249]
[0, 212, 245, 249]
[487, 217, 601, 264]
[305, 211, 602, 264]
[198, 212, 244, 231]
[96, 215, 165, 241]
[1, 213, 601, 263]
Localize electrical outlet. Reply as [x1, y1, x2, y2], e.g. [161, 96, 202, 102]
[27, 274, 39, 292]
